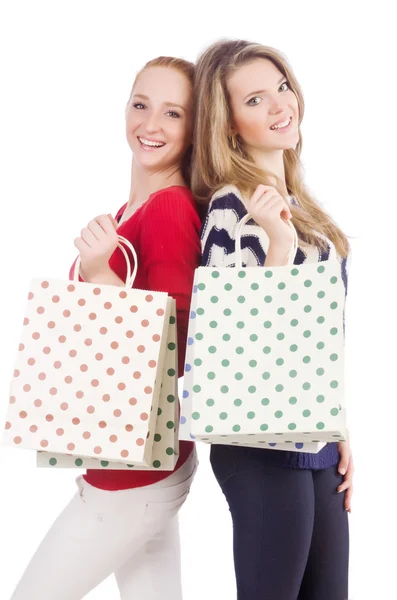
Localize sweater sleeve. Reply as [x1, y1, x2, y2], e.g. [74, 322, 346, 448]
[200, 192, 262, 267]
[201, 195, 237, 267]
[139, 189, 201, 377]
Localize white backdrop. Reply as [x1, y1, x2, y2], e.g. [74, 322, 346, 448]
[0, 1, 396, 599]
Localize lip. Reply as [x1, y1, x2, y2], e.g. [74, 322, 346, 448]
[137, 136, 166, 150]
[270, 116, 292, 132]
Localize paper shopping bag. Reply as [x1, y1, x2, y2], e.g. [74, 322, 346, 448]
[3, 236, 171, 466]
[184, 216, 347, 445]
[36, 300, 180, 470]
[179, 384, 325, 453]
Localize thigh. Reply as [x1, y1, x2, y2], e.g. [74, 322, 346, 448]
[12, 453, 197, 600]
[298, 466, 349, 600]
[115, 515, 182, 600]
[210, 445, 315, 600]
[11, 477, 148, 600]
[114, 451, 198, 600]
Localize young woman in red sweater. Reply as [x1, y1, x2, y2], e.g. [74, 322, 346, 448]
[12, 57, 201, 600]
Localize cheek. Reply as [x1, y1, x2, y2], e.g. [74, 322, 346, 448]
[290, 93, 300, 117]
[126, 112, 138, 135]
[235, 109, 270, 143]
[168, 123, 191, 152]
[126, 106, 146, 135]
[125, 125, 135, 150]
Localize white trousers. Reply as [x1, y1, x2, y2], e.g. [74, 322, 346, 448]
[11, 449, 198, 600]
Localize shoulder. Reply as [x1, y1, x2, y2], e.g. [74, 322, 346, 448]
[140, 186, 201, 238]
[144, 186, 197, 216]
[208, 184, 247, 215]
[201, 186, 249, 244]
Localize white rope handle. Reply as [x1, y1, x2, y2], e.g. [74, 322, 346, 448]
[117, 235, 138, 287]
[74, 235, 138, 288]
[235, 213, 298, 268]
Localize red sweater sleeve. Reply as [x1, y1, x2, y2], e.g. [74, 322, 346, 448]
[139, 189, 201, 377]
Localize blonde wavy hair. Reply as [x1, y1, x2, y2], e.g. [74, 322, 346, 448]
[128, 56, 195, 185]
[192, 39, 350, 256]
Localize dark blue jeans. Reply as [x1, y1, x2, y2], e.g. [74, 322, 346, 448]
[210, 444, 349, 600]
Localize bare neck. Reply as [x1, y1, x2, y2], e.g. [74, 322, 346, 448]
[250, 148, 289, 197]
[127, 157, 187, 209]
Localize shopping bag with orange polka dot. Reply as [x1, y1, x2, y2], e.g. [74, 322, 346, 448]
[3, 236, 175, 467]
[35, 300, 179, 470]
[184, 217, 348, 445]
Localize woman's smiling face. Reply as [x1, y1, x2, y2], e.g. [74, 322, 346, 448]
[126, 66, 193, 173]
[227, 58, 300, 154]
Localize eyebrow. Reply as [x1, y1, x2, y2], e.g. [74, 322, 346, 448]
[131, 93, 186, 111]
[243, 76, 287, 101]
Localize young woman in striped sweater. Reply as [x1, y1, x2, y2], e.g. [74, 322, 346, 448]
[192, 39, 353, 600]
[11, 57, 201, 600]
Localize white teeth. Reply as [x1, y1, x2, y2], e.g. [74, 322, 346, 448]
[139, 137, 165, 147]
[270, 118, 291, 130]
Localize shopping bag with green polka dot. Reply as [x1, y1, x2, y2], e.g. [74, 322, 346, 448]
[183, 217, 348, 445]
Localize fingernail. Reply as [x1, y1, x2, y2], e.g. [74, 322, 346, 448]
[339, 468, 346, 475]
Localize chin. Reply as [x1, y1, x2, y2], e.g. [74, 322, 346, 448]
[280, 136, 300, 151]
[136, 156, 166, 171]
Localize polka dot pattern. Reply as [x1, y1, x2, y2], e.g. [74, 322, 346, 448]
[180, 260, 346, 445]
[8, 278, 178, 468]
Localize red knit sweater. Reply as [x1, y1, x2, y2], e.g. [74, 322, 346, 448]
[70, 186, 201, 490]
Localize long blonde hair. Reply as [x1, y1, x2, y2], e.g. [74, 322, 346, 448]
[129, 56, 195, 186]
[192, 39, 350, 256]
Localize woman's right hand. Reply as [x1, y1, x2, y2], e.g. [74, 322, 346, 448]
[74, 214, 119, 282]
[245, 184, 294, 249]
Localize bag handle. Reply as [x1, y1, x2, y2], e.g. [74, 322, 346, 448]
[73, 235, 138, 288]
[235, 215, 339, 268]
[235, 214, 298, 268]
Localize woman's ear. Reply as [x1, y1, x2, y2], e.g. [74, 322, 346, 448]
[229, 123, 237, 136]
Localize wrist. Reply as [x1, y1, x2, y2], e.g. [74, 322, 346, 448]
[80, 264, 121, 286]
[80, 263, 107, 281]
[265, 236, 293, 267]
[264, 243, 292, 267]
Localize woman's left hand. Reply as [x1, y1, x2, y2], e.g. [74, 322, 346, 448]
[337, 438, 354, 512]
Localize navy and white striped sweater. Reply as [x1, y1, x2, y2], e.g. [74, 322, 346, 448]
[200, 184, 350, 470]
